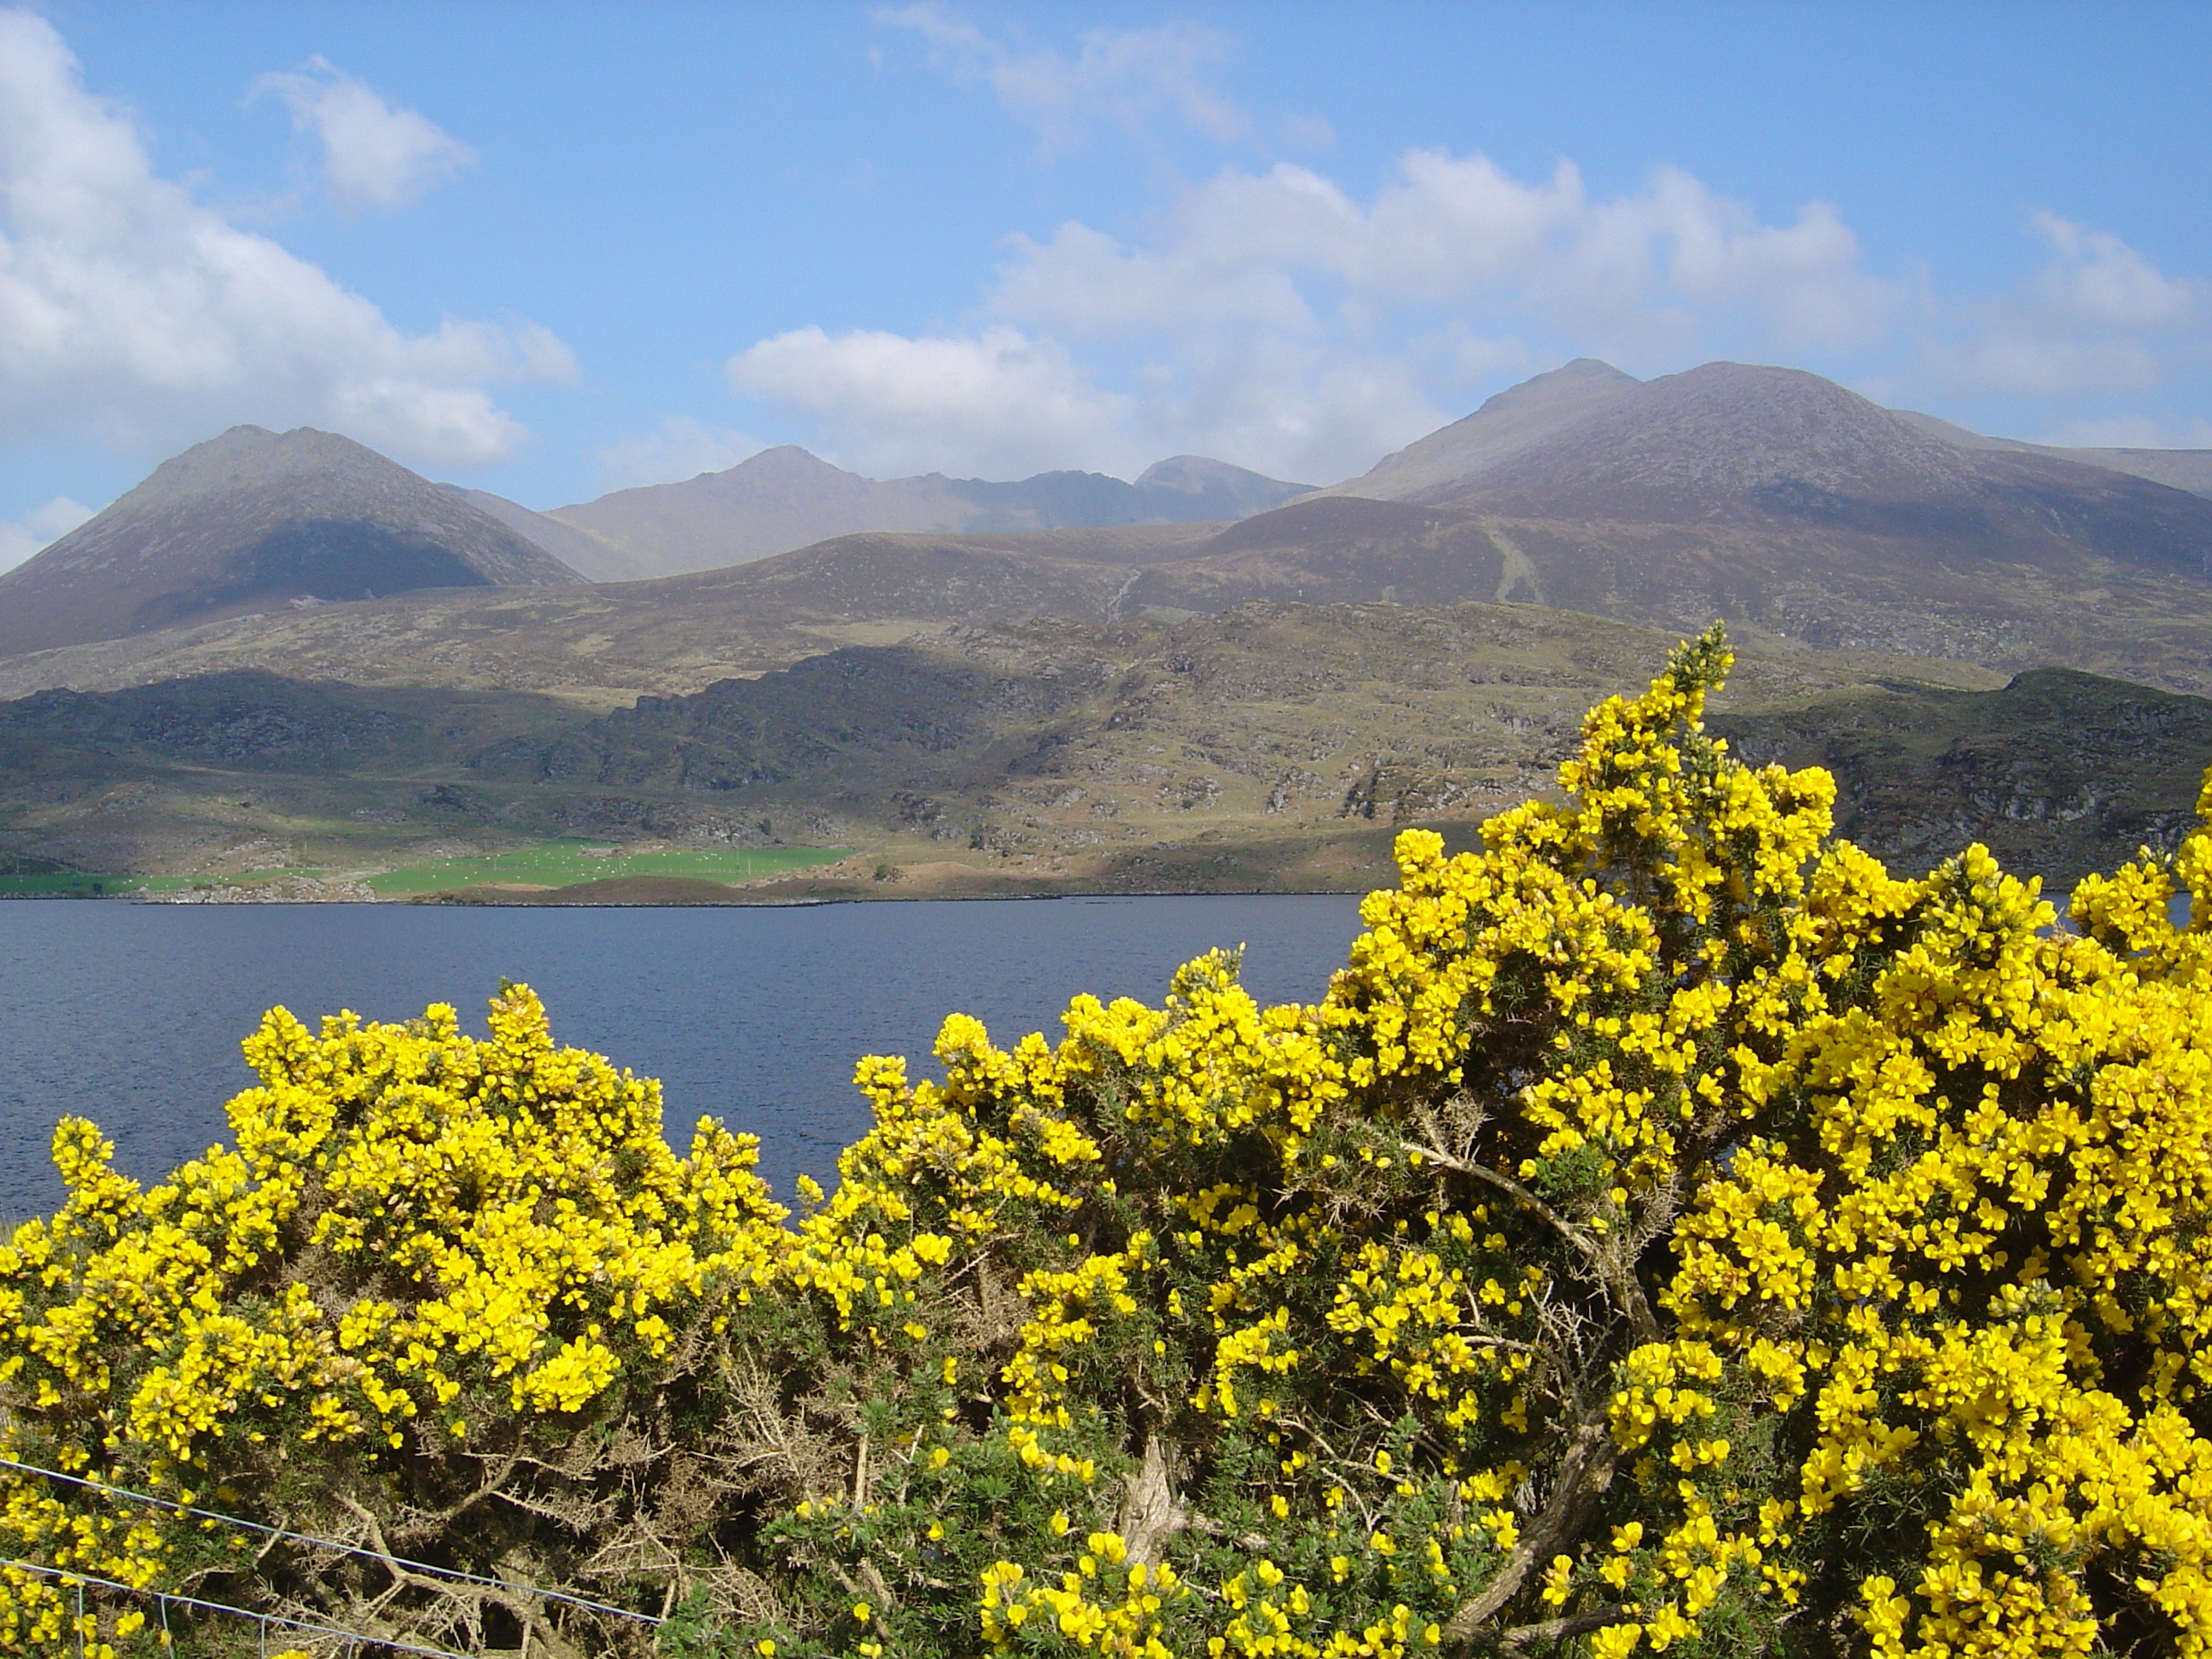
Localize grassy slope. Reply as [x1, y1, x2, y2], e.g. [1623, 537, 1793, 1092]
[0, 673, 841, 896]
[366, 841, 842, 896]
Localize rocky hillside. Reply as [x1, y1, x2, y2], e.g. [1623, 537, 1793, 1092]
[0, 427, 584, 658]
[0, 602, 2062, 898]
[9, 599, 2207, 897]
[1710, 667, 2212, 881]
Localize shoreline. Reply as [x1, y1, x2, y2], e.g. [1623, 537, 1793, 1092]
[1, 882, 1373, 907]
[2, 826, 1447, 909]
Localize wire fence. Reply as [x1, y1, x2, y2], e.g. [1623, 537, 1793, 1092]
[0, 1453, 668, 1656]
[0, 1555, 473, 1656]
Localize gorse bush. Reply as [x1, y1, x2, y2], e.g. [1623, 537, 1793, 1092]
[2, 626, 2209, 1658]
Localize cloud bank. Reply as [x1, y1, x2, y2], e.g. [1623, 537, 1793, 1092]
[703, 6, 2212, 486]
[727, 155, 2212, 484]
[0, 9, 567, 469]
[728, 325, 1137, 479]
[724, 148, 1908, 481]
[1918, 212, 2212, 400]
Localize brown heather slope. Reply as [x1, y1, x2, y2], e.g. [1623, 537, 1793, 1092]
[0, 521, 1247, 707]
[0, 427, 583, 659]
[2, 601, 2023, 894]
[13, 464, 2212, 703]
[1889, 410, 2212, 500]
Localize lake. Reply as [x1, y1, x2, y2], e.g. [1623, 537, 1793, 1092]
[0, 895, 1367, 1216]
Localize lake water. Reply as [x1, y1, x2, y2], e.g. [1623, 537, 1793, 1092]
[0, 895, 1366, 1217]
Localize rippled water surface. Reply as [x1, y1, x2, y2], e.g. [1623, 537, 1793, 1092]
[0, 895, 1365, 1215]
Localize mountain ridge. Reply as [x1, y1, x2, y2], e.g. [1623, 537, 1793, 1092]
[540, 445, 1315, 579]
[11, 360, 2212, 703]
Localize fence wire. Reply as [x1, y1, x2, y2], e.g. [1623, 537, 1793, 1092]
[0, 1452, 673, 1655]
[0, 1552, 474, 1656]
[0, 1453, 660, 1627]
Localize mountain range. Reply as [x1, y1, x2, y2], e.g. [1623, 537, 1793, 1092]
[8, 364, 2212, 684]
[0, 429, 1316, 658]
[527, 446, 1315, 581]
[5, 358, 2212, 899]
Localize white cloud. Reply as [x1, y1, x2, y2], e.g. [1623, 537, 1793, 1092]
[0, 10, 568, 468]
[718, 148, 1904, 483]
[2029, 212, 2204, 332]
[0, 494, 95, 574]
[875, 5, 1247, 148]
[996, 153, 1897, 357]
[252, 57, 476, 215]
[597, 417, 764, 491]
[1919, 213, 2212, 399]
[727, 325, 1136, 478]
[713, 81, 2210, 483]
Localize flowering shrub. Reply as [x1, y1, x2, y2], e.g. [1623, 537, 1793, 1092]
[3, 624, 2210, 1657]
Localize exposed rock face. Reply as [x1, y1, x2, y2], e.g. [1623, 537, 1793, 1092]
[1710, 667, 2212, 881]
[0, 426, 584, 656]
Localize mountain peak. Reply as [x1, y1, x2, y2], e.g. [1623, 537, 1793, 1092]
[725, 445, 853, 483]
[1138, 454, 1307, 493]
[1457, 360, 1980, 516]
[549, 449, 1312, 579]
[1474, 358, 1638, 416]
[1324, 358, 1643, 505]
[0, 425, 583, 656]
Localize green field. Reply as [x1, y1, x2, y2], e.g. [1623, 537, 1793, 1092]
[366, 840, 846, 896]
[0, 843, 845, 900]
[0, 870, 304, 899]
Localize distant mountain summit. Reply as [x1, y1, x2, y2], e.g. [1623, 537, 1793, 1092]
[1253, 358, 2212, 660]
[1325, 360, 2212, 579]
[1320, 358, 1640, 504]
[0, 427, 583, 657]
[544, 447, 1314, 579]
[16, 363, 2212, 701]
[1449, 361, 1990, 518]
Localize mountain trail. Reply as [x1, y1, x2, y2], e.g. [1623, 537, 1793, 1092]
[1485, 521, 1545, 605]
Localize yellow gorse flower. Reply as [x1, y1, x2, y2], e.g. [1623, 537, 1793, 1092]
[3, 625, 2210, 1659]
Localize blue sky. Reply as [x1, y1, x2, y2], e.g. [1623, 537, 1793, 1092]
[3, 1, 2209, 564]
